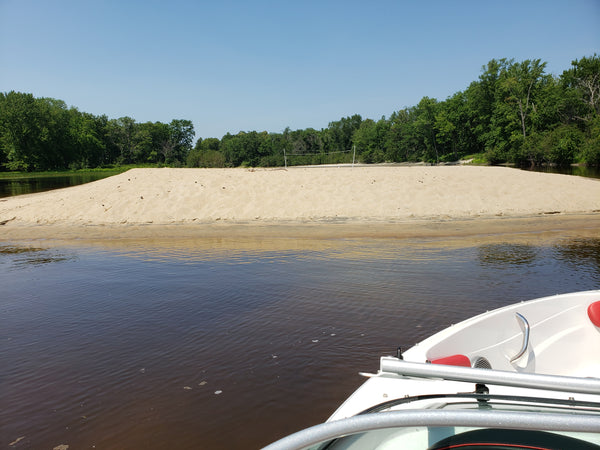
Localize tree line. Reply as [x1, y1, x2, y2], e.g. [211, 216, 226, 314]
[1, 55, 598, 172]
[0, 93, 195, 171]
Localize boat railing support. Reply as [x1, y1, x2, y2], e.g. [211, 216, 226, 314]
[379, 358, 600, 396]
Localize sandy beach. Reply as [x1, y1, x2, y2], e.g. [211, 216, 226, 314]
[1, 166, 599, 239]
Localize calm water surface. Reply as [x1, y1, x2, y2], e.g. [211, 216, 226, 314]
[0, 172, 118, 198]
[1, 232, 600, 449]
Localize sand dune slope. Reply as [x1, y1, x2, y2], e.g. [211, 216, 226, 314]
[1, 166, 599, 226]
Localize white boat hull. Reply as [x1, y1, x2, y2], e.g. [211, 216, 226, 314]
[404, 290, 600, 376]
[264, 291, 600, 449]
[330, 290, 600, 420]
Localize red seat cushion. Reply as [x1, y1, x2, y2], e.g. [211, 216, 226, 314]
[588, 301, 600, 327]
[431, 354, 471, 367]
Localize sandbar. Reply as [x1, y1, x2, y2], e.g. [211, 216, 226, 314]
[1, 166, 599, 240]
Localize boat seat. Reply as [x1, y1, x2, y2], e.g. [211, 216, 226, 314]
[588, 301, 600, 327]
[430, 354, 471, 367]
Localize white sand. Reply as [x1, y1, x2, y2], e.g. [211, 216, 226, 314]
[1, 166, 599, 230]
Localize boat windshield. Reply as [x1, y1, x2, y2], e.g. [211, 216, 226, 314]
[312, 426, 600, 450]
[359, 392, 600, 415]
[263, 395, 600, 450]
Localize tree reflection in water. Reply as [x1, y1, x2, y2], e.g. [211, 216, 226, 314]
[554, 238, 600, 281]
[477, 243, 539, 268]
[0, 245, 76, 268]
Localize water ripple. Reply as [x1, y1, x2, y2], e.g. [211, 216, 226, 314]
[1, 234, 599, 449]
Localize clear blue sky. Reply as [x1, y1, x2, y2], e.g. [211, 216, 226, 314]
[1, 0, 599, 140]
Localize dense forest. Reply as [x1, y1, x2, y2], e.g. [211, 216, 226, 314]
[1, 55, 598, 172]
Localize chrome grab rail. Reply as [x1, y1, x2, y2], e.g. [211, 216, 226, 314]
[378, 358, 600, 395]
[262, 409, 600, 450]
[510, 312, 530, 363]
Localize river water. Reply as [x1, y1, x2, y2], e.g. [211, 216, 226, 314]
[0, 172, 119, 198]
[1, 229, 599, 449]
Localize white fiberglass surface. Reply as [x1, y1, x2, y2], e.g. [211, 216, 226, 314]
[404, 291, 600, 375]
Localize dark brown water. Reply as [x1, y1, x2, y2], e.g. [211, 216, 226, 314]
[0, 172, 119, 198]
[1, 232, 599, 449]
[522, 165, 600, 179]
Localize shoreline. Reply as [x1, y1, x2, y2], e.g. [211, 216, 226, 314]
[2, 213, 599, 242]
[1, 166, 599, 241]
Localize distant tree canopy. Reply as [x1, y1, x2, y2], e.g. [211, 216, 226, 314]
[0, 92, 195, 171]
[188, 55, 600, 168]
[1, 55, 599, 171]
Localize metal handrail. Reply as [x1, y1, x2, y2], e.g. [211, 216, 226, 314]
[510, 312, 530, 363]
[358, 392, 600, 415]
[378, 358, 600, 395]
[262, 409, 600, 450]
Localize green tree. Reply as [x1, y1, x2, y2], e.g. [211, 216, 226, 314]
[188, 136, 225, 167]
[434, 94, 472, 161]
[221, 131, 273, 167]
[562, 54, 600, 121]
[542, 124, 583, 165]
[579, 116, 600, 165]
[352, 117, 389, 163]
[324, 114, 362, 151]
[413, 97, 440, 163]
[385, 108, 419, 162]
[467, 59, 509, 154]
[197, 137, 221, 151]
[499, 59, 548, 141]
[0, 91, 40, 170]
[105, 117, 136, 164]
[0, 93, 73, 170]
[68, 111, 107, 168]
[288, 128, 324, 164]
[167, 119, 195, 164]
